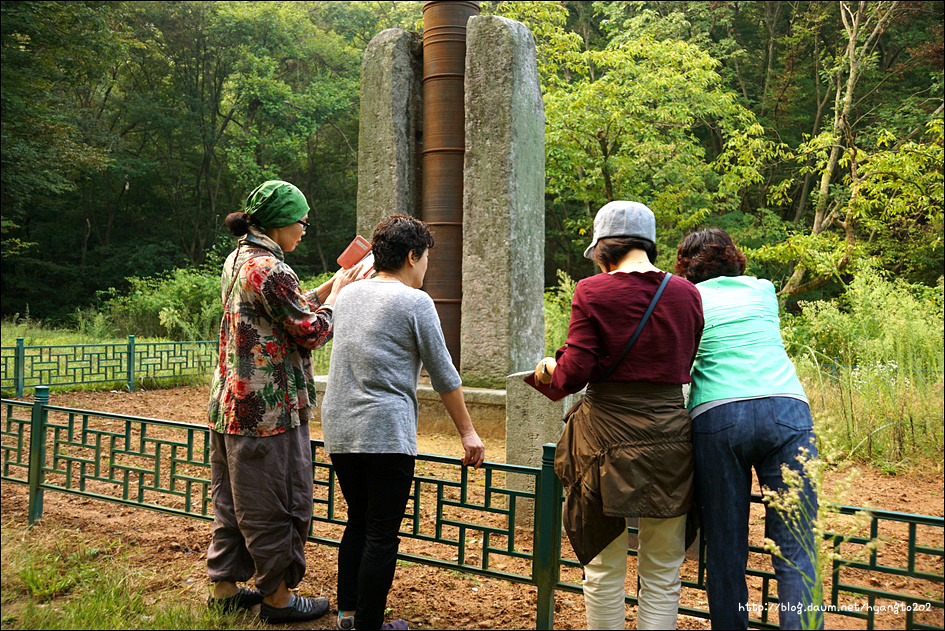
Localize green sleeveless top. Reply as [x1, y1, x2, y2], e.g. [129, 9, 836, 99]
[688, 276, 806, 410]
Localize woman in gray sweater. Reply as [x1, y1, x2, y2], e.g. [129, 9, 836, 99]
[321, 215, 485, 631]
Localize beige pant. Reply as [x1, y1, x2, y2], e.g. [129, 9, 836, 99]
[583, 515, 687, 630]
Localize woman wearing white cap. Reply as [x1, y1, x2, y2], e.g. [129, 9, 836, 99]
[534, 201, 704, 630]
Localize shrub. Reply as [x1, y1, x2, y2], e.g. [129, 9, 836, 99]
[99, 266, 222, 341]
[95, 268, 337, 343]
[782, 269, 944, 382]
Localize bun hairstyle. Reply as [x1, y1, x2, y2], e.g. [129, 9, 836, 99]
[225, 212, 253, 237]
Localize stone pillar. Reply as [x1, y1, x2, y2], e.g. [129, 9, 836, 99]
[461, 16, 545, 388]
[356, 29, 422, 237]
[505, 371, 580, 524]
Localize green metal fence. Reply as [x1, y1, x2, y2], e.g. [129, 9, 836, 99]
[0, 337, 332, 396]
[2, 387, 942, 629]
[0, 336, 217, 396]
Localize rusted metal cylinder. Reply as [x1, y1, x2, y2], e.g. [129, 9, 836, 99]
[421, 0, 479, 371]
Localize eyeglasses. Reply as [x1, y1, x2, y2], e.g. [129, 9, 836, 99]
[296, 219, 310, 233]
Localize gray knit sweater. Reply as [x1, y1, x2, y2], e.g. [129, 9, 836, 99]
[321, 278, 462, 455]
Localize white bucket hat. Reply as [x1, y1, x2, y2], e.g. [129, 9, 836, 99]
[583, 201, 657, 259]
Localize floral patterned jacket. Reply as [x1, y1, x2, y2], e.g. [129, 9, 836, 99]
[208, 229, 333, 437]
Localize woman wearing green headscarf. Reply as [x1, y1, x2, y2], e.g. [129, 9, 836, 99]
[205, 180, 364, 624]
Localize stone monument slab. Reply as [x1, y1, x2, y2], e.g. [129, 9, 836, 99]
[461, 16, 545, 387]
[356, 29, 422, 237]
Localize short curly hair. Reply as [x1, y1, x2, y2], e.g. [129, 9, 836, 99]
[674, 228, 746, 284]
[371, 214, 435, 272]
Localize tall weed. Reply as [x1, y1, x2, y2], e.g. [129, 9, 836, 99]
[762, 448, 879, 630]
[783, 269, 943, 380]
[544, 270, 577, 355]
[783, 270, 944, 464]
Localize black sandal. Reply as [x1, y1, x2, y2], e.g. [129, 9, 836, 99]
[207, 586, 264, 613]
[259, 594, 330, 624]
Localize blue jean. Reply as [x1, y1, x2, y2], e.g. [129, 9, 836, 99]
[693, 397, 823, 630]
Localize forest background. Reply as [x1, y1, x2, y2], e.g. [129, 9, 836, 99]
[1, 1, 943, 464]
[2, 0, 943, 317]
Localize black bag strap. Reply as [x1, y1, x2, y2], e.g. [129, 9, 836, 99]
[595, 272, 673, 383]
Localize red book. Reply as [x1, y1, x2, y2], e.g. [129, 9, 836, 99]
[337, 235, 372, 269]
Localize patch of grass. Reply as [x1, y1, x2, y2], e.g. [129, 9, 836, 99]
[1, 315, 197, 347]
[444, 569, 481, 586]
[800, 359, 944, 465]
[2, 315, 130, 347]
[1, 375, 213, 400]
[461, 375, 506, 390]
[1, 316, 332, 386]
[18, 544, 108, 600]
[0, 523, 265, 630]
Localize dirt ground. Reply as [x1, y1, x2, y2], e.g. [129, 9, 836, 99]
[2, 385, 943, 630]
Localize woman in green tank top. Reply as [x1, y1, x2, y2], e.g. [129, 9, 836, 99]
[675, 229, 822, 630]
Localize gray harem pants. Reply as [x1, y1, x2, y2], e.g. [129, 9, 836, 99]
[206, 423, 314, 595]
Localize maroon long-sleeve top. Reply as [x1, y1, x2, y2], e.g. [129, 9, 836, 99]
[551, 270, 704, 393]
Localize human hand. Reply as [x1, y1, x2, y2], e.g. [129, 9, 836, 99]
[324, 265, 364, 305]
[533, 357, 555, 384]
[460, 430, 485, 469]
[334, 264, 363, 290]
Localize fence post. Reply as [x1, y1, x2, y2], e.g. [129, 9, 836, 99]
[15, 337, 25, 398]
[533, 442, 562, 630]
[126, 335, 135, 392]
[27, 385, 49, 525]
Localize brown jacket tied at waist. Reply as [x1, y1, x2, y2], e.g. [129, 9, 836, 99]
[554, 382, 694, 566]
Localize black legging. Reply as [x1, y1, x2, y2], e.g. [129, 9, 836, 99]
[330, 453, 415, 630]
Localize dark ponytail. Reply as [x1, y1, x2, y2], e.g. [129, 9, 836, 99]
[225, 212, 252, 237]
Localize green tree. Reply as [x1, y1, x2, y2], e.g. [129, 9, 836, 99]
[1, 1, 391, 320]
[503, 1, 943, 290]
[486, 2, 780, 276]
[753, 1, 944, 298]
[3, 1, 941, 321]
[1, 0, 137, 314]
